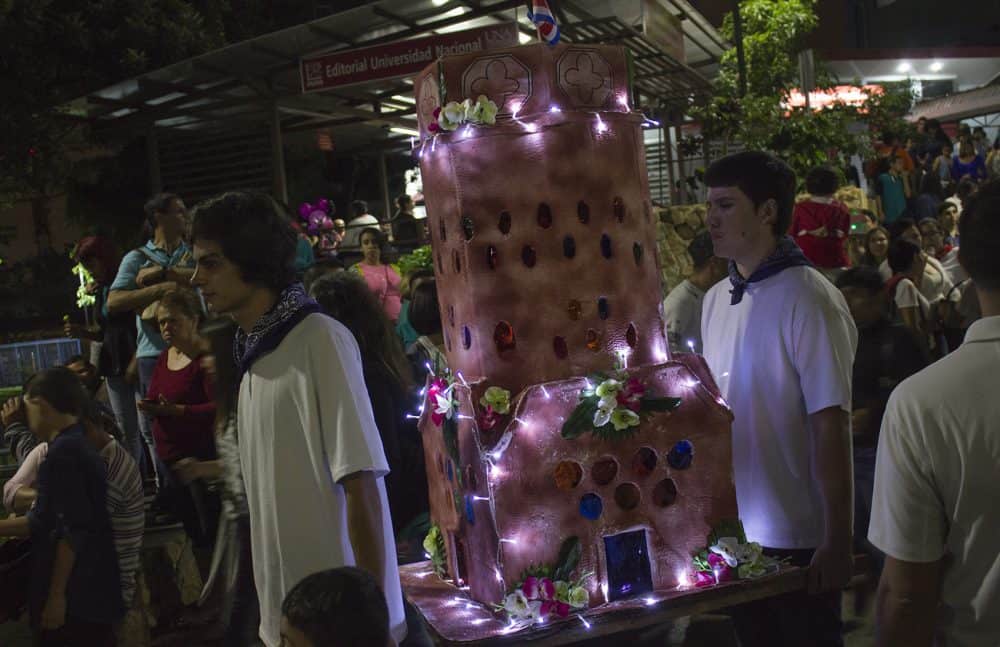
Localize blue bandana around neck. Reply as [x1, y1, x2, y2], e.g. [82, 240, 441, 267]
[728, 236, 813, 305]
[234, 283, 322, 376]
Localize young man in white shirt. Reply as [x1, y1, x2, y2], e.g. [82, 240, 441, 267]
[662, 231, 727, 354]
[189, 192, 406, 647]
[869, 179, 1000, 647]
[701, 152, 858, 647]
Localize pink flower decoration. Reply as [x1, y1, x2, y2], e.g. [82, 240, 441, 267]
[539, 600, 556, 617]
[555, 602, 571, 617]
[695, 571, 715, 588]
[539, 578, 556, 600]
[432, 106, 441, 119]
[427, 122, 440, 133]
[706, 553, 734, 582]
[522, 576, 539, 600]
[426, 378, 451, 426]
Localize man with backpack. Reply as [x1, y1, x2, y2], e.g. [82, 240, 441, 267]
[106, 193, 195, 492]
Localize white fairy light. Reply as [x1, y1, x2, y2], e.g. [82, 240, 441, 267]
[471, 618, 490, 626]
[595, 114, 608, 133]
[617, 93, 630, 110]
[499, 537, 518, 545]
[686, 339, 695, 351]
[425, 361, 435, 376]
[489, 462, 503, 480]
[601, 582, 609, 602]
[457, 414, 474, 420]
[455, 371, 469, 386]
[510, 101, 522, 119]
[406, 414, 421, 419]
[539, 385, 550, 399]
[472, 495, 490, 502]
[644, 596, 658, 607]
[549, 104, 561, 113]
[676, 570, 691, 589]
[494, 567, 504, 583]
[577, 614, 591, 630]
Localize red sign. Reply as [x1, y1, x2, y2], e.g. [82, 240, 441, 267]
[300, 23, 519, 93]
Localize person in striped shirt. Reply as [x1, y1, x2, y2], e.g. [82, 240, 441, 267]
[2, 399, 145, 610]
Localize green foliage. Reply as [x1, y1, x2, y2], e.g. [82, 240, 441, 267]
[707, 519, 748, 547]
[552, 536, 581, 583]
[423, 525, 448, 578]
[397, 245, 435, 277]
[692, 0, 914, 183]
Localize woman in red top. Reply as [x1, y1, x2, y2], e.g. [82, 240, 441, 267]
[790, 166, 851, 270]
[140, 288, 217, 547]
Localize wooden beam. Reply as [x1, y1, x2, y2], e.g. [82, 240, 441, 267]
[306, 23, 357, 48]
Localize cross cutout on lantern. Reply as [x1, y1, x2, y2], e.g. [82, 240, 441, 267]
[564, 53, 608, 104]
[470, 60, 523, 111]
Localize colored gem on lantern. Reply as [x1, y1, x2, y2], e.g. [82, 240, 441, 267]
[600, 234, 613, 259]
[613, 197, 625, 223]
[625, 323, 638, 348]
[563, 235, 576, 258]
[553, 336, 569, 359]
[579, 493, 603, 520]
[537, 203, 553, 228]
[667, 440, 694, 470]
[577, 200, 591, 224]
[521, 245, 537, 268]
[567, 300, 582, 320]
[498, 211, 512, 235]
[494, 321, 516, 353]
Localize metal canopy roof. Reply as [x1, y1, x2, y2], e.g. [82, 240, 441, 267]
[68, 0, 726, 152]
[909, 84, 1000, 123]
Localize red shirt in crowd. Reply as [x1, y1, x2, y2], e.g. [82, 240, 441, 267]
[146, 351, 216, 463]
[790, 198, 851, 269]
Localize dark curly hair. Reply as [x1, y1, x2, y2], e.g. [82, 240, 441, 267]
[191, 191, 297, 291]
[705, 151, 796, 238]
[281, 567, 389, 647]
[959, 178, 1000, 290]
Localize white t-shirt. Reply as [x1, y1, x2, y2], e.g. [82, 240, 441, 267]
[342, 214, 380, 250]
[662, 279, 707, 354]
[238, 313, 406, 647]
[702, 266, 858, 548]
[869, 316, 1000, 647]
[893, 277, 931, 320]
[939, 247, 969, 286]
[879, 256, 957, 304]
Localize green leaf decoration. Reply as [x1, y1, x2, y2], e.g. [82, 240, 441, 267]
[561, 398, 599, 439]
[641, 396, 683, 412]
[706, 519, 747, 547]
[553, 536, 581, 582]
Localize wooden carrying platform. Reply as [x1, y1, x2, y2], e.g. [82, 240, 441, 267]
[402, 556, 869, 646]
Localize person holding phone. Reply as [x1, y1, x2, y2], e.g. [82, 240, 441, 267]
[140, 288, 218, 549]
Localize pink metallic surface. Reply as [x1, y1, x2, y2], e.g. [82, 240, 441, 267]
[414, 42, 737, 616]
[416, 43, 668, 399]
[419, 356, 737, 607]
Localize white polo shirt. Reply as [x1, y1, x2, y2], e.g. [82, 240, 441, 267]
[869, 315, 1000, 647]
[702, 266, 857, 549]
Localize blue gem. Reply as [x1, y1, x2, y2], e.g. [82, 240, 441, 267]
[667, 440, 694, 470]
[580, 493, 603, 521]
[465, 495, 475, 525]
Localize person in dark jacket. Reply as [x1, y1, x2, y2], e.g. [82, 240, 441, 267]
[0, 368, 123, 646]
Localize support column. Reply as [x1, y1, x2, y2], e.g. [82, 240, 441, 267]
[270, 103, 288, 204]
[378, 150, 391, 226]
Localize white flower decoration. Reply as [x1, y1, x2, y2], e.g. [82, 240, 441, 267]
[438, 101, 466, 131]
[503, 590, 530, 617]
[433, 390, 454, 420]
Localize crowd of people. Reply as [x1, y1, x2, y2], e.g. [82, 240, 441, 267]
[0, 137, 997, 647]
